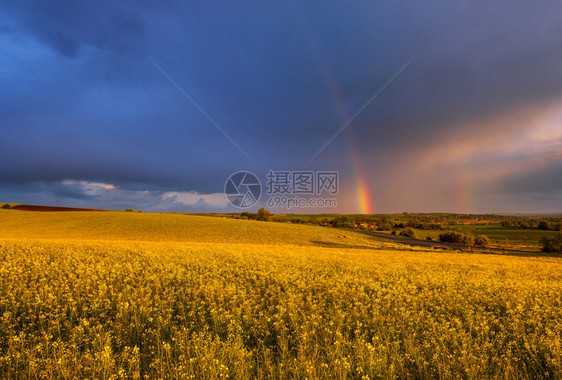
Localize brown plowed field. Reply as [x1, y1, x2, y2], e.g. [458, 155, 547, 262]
[11, 205, 107, 212]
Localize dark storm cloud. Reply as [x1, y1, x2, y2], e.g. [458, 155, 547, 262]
[1, 0, 561, 211]
[337, 1, 562, 149]
[2, 0, 146, 57]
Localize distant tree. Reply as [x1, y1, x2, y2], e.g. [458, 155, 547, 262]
[319, 218, 329, 226]
[501, 220, 514, 228]
[474, 235, 490, 247]
[270, 214, 282, 222]
[463, 235, 475, 248]
[538, 221, 550, 230]
[1, 204, 11, 209]
[329, 216, 351, 228]
[540, 234, 562, 254]
[399, 228, 416, 238]
[240, 211, 256, 220]
[439, 231, 475, 246]
[377, 221, 393, 231]
[125, 208, 134, 212]
[137, 210, 143, 213]
[406, 220, 417, 228]
[256, 208, 272, 221]
[518, 219, 532, 229]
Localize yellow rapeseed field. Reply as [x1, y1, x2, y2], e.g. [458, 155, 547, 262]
[0, 209, 561, 379]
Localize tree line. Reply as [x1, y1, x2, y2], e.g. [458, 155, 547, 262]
[501, 217, 562, 231]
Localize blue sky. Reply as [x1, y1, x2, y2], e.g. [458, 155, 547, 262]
[1, 0, 562, 213]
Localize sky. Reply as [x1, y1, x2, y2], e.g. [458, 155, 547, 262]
[1, 0, 561, 214]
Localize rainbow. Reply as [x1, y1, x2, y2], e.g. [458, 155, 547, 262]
[347, 129, 373, 214]
[288, 0, 374, 213]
